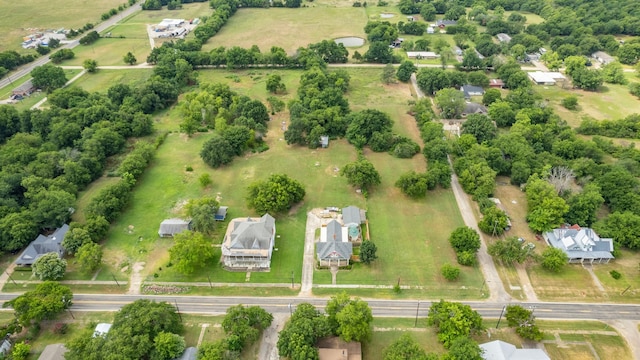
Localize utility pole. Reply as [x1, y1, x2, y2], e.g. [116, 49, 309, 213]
[207, 275, 213, 288]
[111, 273, 120, 287]
[496, 305, 506, 329]
[288, 303, 292, 316]
[414, 301, 421, 327]
[174, 299, 182, 322]
[291, 271, 294, 289]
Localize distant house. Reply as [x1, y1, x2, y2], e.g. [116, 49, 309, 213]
[221, 214, 276, 270]
[320, 135, 329, 148]
[592, 51, 615, 65]
[15, 224, 68, 266]
[452, 46, 463, 56]
[317, 337, 362, 360]
[462, 102, 487, 116]
[489, 79, 505, 88]
[480, 340, 550, 360]
[12, 79, 36, 97]
[406, 51, 439, 59]
[436, 19, 457, 28]
[427, 26, 435, 34]
[496, 33, 512, 43]
[525, 53, 541, 61]
[528, 71, 566, 85]
[215, 206, 228, 221]
[38, 344, 68, 360]
[543, 225, 614, 264]
[158, 219, 192, 237]
[93, 323, 112, 338]
[317, 220, 353, 267]
[407, 16, 415, 21]
[460, 84, 485, 99]
[0, 336, 11, 357]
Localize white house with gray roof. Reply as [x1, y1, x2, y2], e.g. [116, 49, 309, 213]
[317, 220, 353, 267]
[222, 214, 276, 270]
[543, 225, 614, 264]
[480, 340, 550, 360]
[15, 224, 68, 266]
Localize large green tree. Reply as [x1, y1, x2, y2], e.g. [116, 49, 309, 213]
[246, 174, 305, 214]
[151, 332, 186, 360]
[488, 237, 531, 265]
[540, 247, 568, 272]
[427, 300, 483, 348]
[200, 135, 234, 168]
[340, 157, 381, 196]
[435, 88, 465, 119]
[169, 231, 215, 275]
[31, 64, 67, 93]
[222, 305, 273, 352]
[76, 242, 102, 274]
[185, 197, 219, 234]
[3, 281, 72, 326]
[360, 240, 378, 264]
[32, 252, 67, 280]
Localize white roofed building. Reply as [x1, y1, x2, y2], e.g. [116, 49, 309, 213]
[543, 225, 614, 264]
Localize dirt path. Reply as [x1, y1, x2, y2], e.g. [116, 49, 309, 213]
[515, 263, 538, 301]
[257, 313, 287, 360]
[127, 262, 145, 295]
[583, 264, 607, 294]
[606, 320, 640, 360]
[146, 24, 156, 49]
[300, 212, 321, 296]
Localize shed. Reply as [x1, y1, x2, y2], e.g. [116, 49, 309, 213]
[215, 206, 228, 221]
[528, 71, 565, 85]
[12, 79, 36, 97]
[480, 340, 549, 360]
[496, 33, 512, 43]
[93, 323, 112, 338]
[489, 79, 505, 88]
[320, 135, 329, 148]
[342, 206, 366, 226]
[436, 20, 457, 28]
[38, 344, 68, 360]
[158, 219, 192, 237]
[592, 51, 615, 65]
[427, 26, 435, 34]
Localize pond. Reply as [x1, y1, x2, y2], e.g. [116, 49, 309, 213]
[334, 37, 365, 47]
[380, 13, 395, 18]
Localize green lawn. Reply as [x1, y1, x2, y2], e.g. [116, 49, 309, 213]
[0, 0, 127, 52]
[64, 38, 152, 66]
[69, 69, 153, 93]
[201, 7, 368, 54]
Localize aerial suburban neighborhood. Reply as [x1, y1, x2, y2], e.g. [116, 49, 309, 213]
[1, 0, 640, 359]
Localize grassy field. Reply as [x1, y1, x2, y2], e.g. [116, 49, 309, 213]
[69, 69, 153, 93]
[0, 0, 127, 52]
[64, 38, 152, 66]
[201, 7, 368, 54]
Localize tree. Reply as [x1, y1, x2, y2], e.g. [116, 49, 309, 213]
[565, 183, 604, 227]
[185, 197, 219, 234]
[461, 114, 496, 143]
[467, 71, 489, 88]
[441, 263, 460, 281]
[246, 174, 305, 214]
[416, 68, 450, 94]
[11, 342, 31, 360]
[200, 135, 234, 167]
[62, 227, 92, 255]
[383, 334, 432, 360]
[123, 52, 137, 65]
[478, 206, 509, 236]
[427, 300, 483, 348]
[31, 64, 68, 93]
[3, 281, 72, 326]
[266, 96, 285, 114]
[505, 305, 543, 341]
[526, 175, 569, 232]
[381, 64, 396, 84]
[593, 212, 640, 250]
[340, 157, 381, 196]
[76, 242, 102, 274]
[364, 41, 394, 63]
[572, 68, 603, 91]
[32, 252, 67, 280]
[360, 241, 378, 264]
[83, 59, 98, 73]
[601, 62, 627, 84]
[448, 227, 481, 254]
[460, 49, 483, 70]
[266, 74, 286, 94]
[169, 231, 215, 275]
[488, 237, 531, 265]
[540, 247, 568, 272]
[630, 83, 640, 98]
[346, 109, 393, 147]
[396, 60, 416, 82]
[151, 332, 186, 360]
[444, 336, 483, 360]
[564, 56, 587, 78]
[222, 305, 273, 351]
[335, 298, 373, 342]
[277, 303, 330, 360]
[561, 96, 578, 110]
[114, 299, 183, 338]
[435, 88, 465, 118]
[482, 88, 501, 105]
[395, 171, 429, 198]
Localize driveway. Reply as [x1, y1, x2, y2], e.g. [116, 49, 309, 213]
[300, 211, 321, 295]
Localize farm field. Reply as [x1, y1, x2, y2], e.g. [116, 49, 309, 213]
[201, 7, 368, 54]
[0, 0, 127, 52]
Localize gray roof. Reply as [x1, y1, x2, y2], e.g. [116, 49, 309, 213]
[13, 79, 35, 93]
[544, 226, 614, 261]
[496, 33, 512, 42]
[326, 220, 343, 242]
[175, 347, 197, 360]
[592, 51, 615, 63]
[461, 84, 485, 98]
[215, 206, 228, 220]
[15, 224, 68, 266]
[342, 206, 365, 225]
[480, 340, 549, 360]
[436, 20, 457, 26]
[320, 136, 329, 147]
[229, 214, 275, 250]
[38, 344, 68, 360]
[463, 102, 487, 115]
[158, 219, 191, 236]
[93, 323, 112, 338]
[317, 240, 353, 261]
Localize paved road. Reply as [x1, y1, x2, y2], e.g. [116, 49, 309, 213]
[0, 3, 142, 89]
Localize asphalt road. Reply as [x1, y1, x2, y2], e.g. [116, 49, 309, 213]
[2, 293, 638, 321]
[0, 3, 142, 89]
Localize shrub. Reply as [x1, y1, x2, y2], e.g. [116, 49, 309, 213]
[199, 173, 212, 188]
[561, 96, 578, 110]
[441, 263, 460, 281]
[610, 270, 622, 279]
[53, 323, 69, 334]
[185, 165, 193, 172]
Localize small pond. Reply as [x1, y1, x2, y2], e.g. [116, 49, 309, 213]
[334, 36, 365, 47]
[380, 13, 395, 18]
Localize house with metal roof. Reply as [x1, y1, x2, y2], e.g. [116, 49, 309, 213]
[407, 51, 439, 59]
[15, 224, 68, 266]
[480, 340, 549, 360]
[543, 225, 614, 264]
[317, 220, 353, 267]
[460, 84, 485, 99]
[215, 206, 228, 221]
[158, 219, 192, 237]
[93, 323, 112, 338]
[496, 33, 512, 43]
[436, 19, 457, 28]
[462, 102, 488, 116]
[592, 51, 615, 65]
[221, 214, 276, 270]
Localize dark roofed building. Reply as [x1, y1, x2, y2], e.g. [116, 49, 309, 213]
[489, 79, 505, 88]
[342, 206, 365, 226]
[12, 79, 36, 97]
[436, 20, 457, 28]
[460, 84, 485, 99]
[158, 219, 192, 237]
[462, 102, 487, 116]
[222, 214, 276, 270]
[215, 206, 228, 221]
[15, 224, 68, 266]
[317, 220, 353, 267]
[543, 225, 614, 264]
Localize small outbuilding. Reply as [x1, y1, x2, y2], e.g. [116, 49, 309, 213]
[592, 51, 615, 65]
[320, 135, 329, 148]
[436, 20, 457, 28]
[480, 340, 549, 360]
[215, 206, 228, 221]
[93, 323, 112, 338]
[496, 33, 512, 43]
[158, 219, 192, 237]
[489, 79, 505, 88]
[407, 51, 439, 59]
[317, 337, 362, 360]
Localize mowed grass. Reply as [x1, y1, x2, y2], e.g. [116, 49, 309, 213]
[62, 37, 152, 66]
[70, 69, 154, 93]
[535, 83, 640, 127]
[0, 0, 127, 52]
[201, 7, 368, 54]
